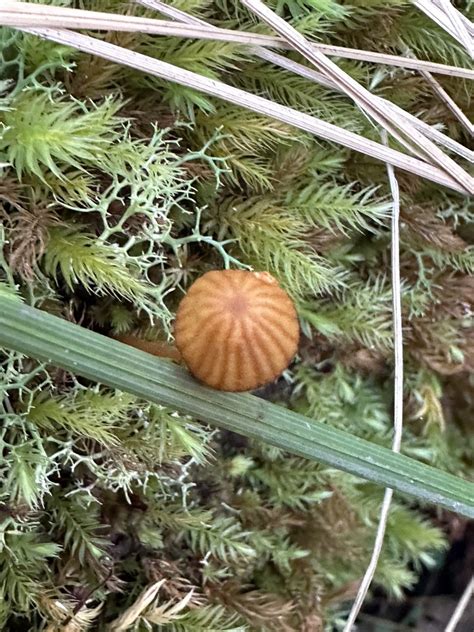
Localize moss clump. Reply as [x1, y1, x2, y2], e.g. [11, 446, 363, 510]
[0, 1, 472, 629]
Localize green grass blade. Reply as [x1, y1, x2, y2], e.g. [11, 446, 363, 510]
[0, 299, 473, 517]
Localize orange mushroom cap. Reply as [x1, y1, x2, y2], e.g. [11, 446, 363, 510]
[174, 270, 299, 392]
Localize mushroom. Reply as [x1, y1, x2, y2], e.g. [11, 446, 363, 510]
[174, 269, 299, 392]
[116, 270, 299, 392]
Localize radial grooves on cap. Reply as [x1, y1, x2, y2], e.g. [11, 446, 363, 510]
[237, 350, 256, 391]
[193, 314, 232, 383]
[177, 309, 222, 352]
[252, 322, 289, 374]
[254, 310, 295, 341]
[197, 315, 234, 386]
[240, 318, 267, 386]
[227, 337, 244, 391]
[174, 270, 299, 392]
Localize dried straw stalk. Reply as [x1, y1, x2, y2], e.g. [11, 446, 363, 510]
[238, 0, 473, 193]
[1, 1, 473, 79]
[18, 23, 471, 194]
[412, 0, 473, 57]
[137, 0, 472, 162]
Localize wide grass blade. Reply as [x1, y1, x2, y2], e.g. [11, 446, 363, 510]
[0, 298, 473, 517]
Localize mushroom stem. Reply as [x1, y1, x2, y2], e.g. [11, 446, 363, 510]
[114, 334, 182, 363]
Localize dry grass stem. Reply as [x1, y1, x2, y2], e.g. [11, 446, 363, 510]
[5, 0, 474, 187]
[420, 70, 474, 136]
[0, 1, 282, 45]
[343, 131, 404, 631]
[444, 576, 474, 632]
[137, 0, 473, 163]
[239, 0, 473, 194]
[412, 0, 473, 57]
[17, 26, 469, 193]
[262, 51, 473, 161]
[1, 1, 473, 78]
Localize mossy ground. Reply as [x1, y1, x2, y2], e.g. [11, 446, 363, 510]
[0, 0, 472, 630]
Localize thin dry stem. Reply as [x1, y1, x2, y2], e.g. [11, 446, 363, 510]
[343, 131, 404, 631]
[0, 2, 278, 44]
[420, 70, 474, 136]
[444, 576, 474, 632]
[17, 26, 469, 193]
[239, 0, 474, 194]
[136, 0, 473, 163]
[412, 0, 473, 58]
[1, 1, 473, 78]
[432, 0, 474, 36]
[4, 1, 473, 179]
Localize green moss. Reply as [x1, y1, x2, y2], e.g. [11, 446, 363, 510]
[0, 0, 472, 628]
